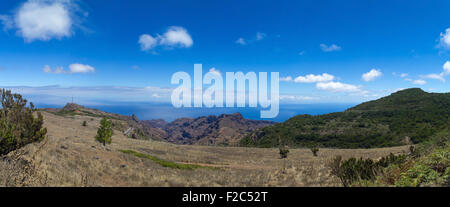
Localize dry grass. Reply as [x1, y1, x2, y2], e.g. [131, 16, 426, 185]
[0, 112, 408, 187]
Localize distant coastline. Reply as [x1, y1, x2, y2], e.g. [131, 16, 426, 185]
[35, 102, 355, 122]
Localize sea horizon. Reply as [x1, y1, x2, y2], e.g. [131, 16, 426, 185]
[35, 102, 356, 122]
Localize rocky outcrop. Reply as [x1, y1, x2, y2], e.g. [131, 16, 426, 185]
[142, 113, 273, 146]
[45, 103, 273, 146]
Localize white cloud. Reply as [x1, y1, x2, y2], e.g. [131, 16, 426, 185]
[316, 81, 361, 92]
[298, 51, 306, 56]
[139, 26, 193, 52]
[320, 44, 341, 52]
[1, 0, 82, 42]
[69, 63, 95, 73]
[138, 34, 157, 51]
[280, 76, 293, 82]
[420, 61, 450, 83]
[422, 73, 445, 82]
[400, 73, 408, 78]
[362, 69, 382, 82]
[158, 26, 193, 48]
[293, 73, 335, 83]
[43, 63, 95, 74]
[280, 95, 316, 101]
[438, 28, 450, 49]
[43, 65, 66, 74]
[412, 79, 426, 85]
[444, 61, 450, 75]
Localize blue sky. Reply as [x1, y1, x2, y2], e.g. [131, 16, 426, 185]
[0, 0, 450, 106]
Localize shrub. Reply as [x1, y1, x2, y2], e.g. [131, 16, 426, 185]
[279, 146, 289, 159]
[0, 89, 47, 155]
[95, 118, 113, 146]
[309, 143, 319, 156]
[329, 153, 407, 186]
[377, 153, 407, 168]
[329, 156, 346, 185]
[82, 121, 87, 127]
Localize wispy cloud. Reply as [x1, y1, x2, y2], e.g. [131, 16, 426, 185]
[280, 95, 317, 102]
[320, 43, 341, 52]
[255, 32, 266, 41]
[420, 61, 450, 83]
[421, 73, 445, 82]
[235, 37, 246, 45]
[0, 15, 13, 31]
[280, 76, 293, 82]
[316, 81, 362, 93]
[281, 73, 334, 83]
[412, 79, 427, 85]
[438, 28, 450, 50]
[43, 63, 95, 74]
[235, 32, 266, 45]
[400, 73, 408, 78]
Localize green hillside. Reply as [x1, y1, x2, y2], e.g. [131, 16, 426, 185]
[240, 88, 450, 148]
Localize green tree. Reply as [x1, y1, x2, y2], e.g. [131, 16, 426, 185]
[95, 118, 113, 146]
[0, 89, 47, 155]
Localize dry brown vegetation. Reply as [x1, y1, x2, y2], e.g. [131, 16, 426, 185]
[0, 111, 408, 186]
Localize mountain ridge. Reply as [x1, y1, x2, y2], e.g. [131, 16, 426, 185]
[43, 104, 273, 146]
[240, 88, 450, 148]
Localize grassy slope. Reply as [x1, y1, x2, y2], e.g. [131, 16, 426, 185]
[241, 88, 450, 148]
[0, 111, 408, 186]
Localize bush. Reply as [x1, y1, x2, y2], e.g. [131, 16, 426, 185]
[308, 143, 319, 156]
[95, 118, 113, 146]
[311, 148, 319, 156]
[329, 153, 407, 186]
[329, 156, 346, 185]
[279, 146, 289, 159]
[0, 89, 47, 155]
[82, 121, 87, 127]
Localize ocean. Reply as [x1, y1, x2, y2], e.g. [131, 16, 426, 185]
[36, 102, 356, 122]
